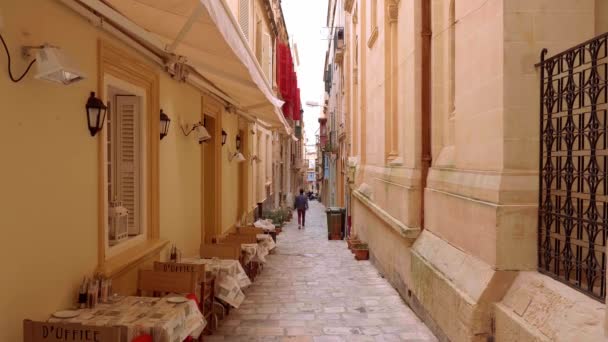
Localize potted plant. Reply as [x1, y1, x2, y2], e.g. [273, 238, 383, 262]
[347, 235, 360, 250]
[352, 243, 369, 261]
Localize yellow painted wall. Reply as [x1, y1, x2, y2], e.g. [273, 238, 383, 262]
[221, 111, 240, 234]
[159, 75, 202, 258]
[0, 1, 203, 340]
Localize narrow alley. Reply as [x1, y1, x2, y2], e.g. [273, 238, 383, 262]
[208, 201, 437, 342]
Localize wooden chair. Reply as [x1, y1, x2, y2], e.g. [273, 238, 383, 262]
[200, 243, 241, 260]
[219, 235, 261, 281]
[153, 262, 215, 333]
[23, 320, 122, 342]
[222, 234, 258, 244]
[137, 269, 198, 297]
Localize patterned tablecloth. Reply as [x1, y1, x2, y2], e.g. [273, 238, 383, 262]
[181, 258, 251, 308]
[242, 243, 269, 264]
[48, 296, 205, 342]
[253, 219, 276, 232]
[257, 234, 276, 251]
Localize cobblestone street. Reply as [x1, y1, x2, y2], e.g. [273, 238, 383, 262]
[208, 200, 437, 341]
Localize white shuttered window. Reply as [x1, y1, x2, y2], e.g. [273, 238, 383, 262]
[111, 95, 142, 237]
[238, 0, 250, 40]
[262, 32, 272, 82]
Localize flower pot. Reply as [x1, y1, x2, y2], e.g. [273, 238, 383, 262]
[352, 243, 369, 260]
[347, 239, 360, 250]
[353, 248, 369, 261]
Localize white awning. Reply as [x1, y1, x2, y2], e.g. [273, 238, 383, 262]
[79, 0, 287, 128]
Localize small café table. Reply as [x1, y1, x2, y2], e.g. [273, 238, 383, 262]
[257, 233, 276, 251]
[48, 295, 205, 342]
[180, 257, 251, 308]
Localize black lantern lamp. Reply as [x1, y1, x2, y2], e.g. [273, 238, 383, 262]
[221, 129, 227, 146]
[236, 134, 242, 151]
[85, 92, 107, 137]
[160, 109, 171, 140]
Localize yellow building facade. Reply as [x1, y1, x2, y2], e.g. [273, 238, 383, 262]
[330, 0, 608, 340]
[0, 0, 301, 340]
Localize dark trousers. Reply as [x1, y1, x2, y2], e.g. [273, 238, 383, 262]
[297, 209, 306, 226]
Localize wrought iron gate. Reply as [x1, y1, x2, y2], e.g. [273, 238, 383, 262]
[538, 33, 608, 301]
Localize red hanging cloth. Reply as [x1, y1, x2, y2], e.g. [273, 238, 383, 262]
[293, 88, 301, 120]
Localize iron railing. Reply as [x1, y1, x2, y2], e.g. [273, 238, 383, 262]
[538, 32, 608, 301]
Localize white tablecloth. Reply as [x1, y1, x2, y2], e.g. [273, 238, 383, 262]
[257, 234, 276, 251]
[49, 296, 205, 342]
[254, 219, 276, 232]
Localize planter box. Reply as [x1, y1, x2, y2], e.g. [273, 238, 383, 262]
[347, 239, 360, 250]
[352, 244, 369, 260]
[353, 248, 369, 260]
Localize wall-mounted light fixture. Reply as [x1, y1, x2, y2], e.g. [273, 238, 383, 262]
[23, 44, 85, 85]
[236, 134, 242, 151]
[85, 92, 107, 137]
[0, 32, 84, 84]
[160, 110, 171, 140]
[221, 130, 228, 146]
[180, 118, 211, 144]
[228, 151, 246, 163]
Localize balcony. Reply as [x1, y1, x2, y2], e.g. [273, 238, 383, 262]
[334, 28, 345, 64]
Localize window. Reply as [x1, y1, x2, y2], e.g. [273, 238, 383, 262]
[255, 15, 263, 63]
[367, 0, 379, 47]
[263, 32, 273, 82]
[449, 0, 456, 115]
[371, 0, 377, 29]
[238, 0, 250, 40]
[106, 85, 145, 249]
[97, 41, 163, 276]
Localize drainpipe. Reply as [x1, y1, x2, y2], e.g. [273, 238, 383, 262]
[420, 0, 432, 229]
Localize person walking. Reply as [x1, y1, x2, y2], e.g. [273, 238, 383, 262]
[294, 189, 309, 229]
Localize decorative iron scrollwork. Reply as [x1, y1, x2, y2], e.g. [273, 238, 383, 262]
[538, 33, 608, 301]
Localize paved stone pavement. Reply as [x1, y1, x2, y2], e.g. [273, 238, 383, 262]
[207, 200, 437, 342]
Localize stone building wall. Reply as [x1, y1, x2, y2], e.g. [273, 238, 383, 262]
[340, 0, 608, 341]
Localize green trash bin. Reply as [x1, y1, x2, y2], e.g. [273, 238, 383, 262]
[326, 207, 345, 240]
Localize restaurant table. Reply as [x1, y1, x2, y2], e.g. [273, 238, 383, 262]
[48, 295, 205, 342]
[242, 243, 270, 263]
[181, 257, 250, 308]
[253, 219, 276, 232]
[257, 233, 276, 251]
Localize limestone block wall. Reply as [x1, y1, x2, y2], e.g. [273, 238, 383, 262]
[411, 230, 517, 342]
[415, 0, 600, 341]
[351, 195, 415, 296]
[495, 272, 605, 342]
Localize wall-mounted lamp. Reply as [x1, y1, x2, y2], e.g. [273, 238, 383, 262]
[221, 130, 228, 146]
[23, 44, 85, 85]
[160, 110, 171, 140]
[180, 119, 211, 144]
[85, 92, 107, 137]
[236, 134, 242, 151]
[228, 151, 246, 163]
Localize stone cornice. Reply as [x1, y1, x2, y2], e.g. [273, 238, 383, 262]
[352, 189, 421, 240]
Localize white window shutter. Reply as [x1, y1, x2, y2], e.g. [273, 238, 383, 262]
[263, 32, 272, 82]
[115, 95, 141, 236]
[239, 0, 250, 40]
